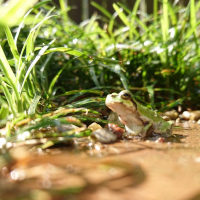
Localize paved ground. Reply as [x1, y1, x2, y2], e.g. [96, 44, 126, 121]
[1, 122, 200, 200]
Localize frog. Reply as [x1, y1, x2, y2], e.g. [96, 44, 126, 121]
[105, 90, 173, 138]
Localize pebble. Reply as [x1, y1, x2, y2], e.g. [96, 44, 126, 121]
[106, 123, 124, 139]
[91, 128, 117, 143]
[161, 110, 179, 120]
[88, 122, 102, 131]
[181, 111, 200, 121]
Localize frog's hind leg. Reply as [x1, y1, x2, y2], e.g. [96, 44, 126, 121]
[153, 122, 173, 137]
[141, 121, 154, 138]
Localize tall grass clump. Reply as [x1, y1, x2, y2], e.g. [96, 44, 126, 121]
[87, 0, 200, 110]
[0, 0, 58, 119]
[0, 0, 103, 147]
[28, 0, 200, 110]
[0, 0, 117, 120]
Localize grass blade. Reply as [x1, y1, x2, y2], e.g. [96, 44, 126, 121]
[91, 1, 112, 19]
[48, 62, 68, 96]
[153, 0, 158, 22]
[0, 0, 38, 27]
[14, 9, 33, 44]
[0, 45, 22, 112]
[0, 102, 9, 119]
[99, 63, 129, 90]
[0, 45, 16, 83]
[89, 67, 100, 87]
[45, 47, 84, 57]
[28, 93, 41, 115]
[190, 0, 196, 36]
[4, 26, 20, 62]
[0, 77, 17, 114]
[113, 3, 139, 39]
[162, 0, 169, 42]
[33, 0, 51, 9]
[53, 89, 103, 98]
[113, 3, 129, 26]
[146, 85, 155, 109]
[26, 31, 35, 62]
[59, 0, 68, 22]
[20, 38, 56, 94]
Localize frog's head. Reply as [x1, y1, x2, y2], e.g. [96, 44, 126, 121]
[106, 90, 137, 114]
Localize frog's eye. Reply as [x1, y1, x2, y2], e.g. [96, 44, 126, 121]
[120, 92, 131, 100]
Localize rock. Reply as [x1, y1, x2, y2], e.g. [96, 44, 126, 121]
[161, 110, 179, 120]
[88, 122, 102, 131]
[57, 124, 79, 132]
[181, 111, 200, 121]
[105, 123, 124, 139]
[175, 118, 181, 123]
[91, 128, 117, 144]
[161, 116, 171, 121]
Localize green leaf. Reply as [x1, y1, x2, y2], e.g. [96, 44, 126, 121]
[146, 85, 155, 109]
[0, 101, 9, 119]
[28, 94, 41, 115]
[0, 45, 22, 112]
[69, 97, 105, 108]
[53, 89, 103, 99]
[48, 62, 68, 96]
[26, 30, 35, 62]
[132, 0, 141, 16]
[99, 63, 129, 90]
[0, 45, 16, 83]
[33, 0, 51, 9]
[190, 0, 196, 35]
[20, 39, 56, 93]
[158, 98, 185, 112]
[161, 0, 169, 42]
[4, 26, 20, 62]
[59, 0, 68, 21]
[89, 67, 100, 87]
[0, 0, 38, 27]
[113, 3, 129, 27]
[0, 77, 17, 115]
[113, 3, 139, 38]
[45, 47, 85, 57]
[92, 56, 121, 64]
[91, 1, 112, 19]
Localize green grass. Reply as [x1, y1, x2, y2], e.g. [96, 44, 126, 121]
[0, 0, 200, 145]
[90, 0, 200, 109]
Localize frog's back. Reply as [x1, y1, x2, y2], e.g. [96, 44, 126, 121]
[135, 101, 165, 123]
[135, 100, 173, 136]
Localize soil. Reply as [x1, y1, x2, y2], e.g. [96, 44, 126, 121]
[1, 121, 200, 200]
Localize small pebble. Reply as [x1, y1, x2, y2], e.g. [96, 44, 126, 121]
[162, 116, 171, 121]
[106, 123, 124, 139]
[161, 110, 179, 120]
[175, 118, 181, 123]
[155, 137, 165, 143]
[181, 110, 200, 121]
[88, 122, 102, 131]
[91, 128, 117, 144]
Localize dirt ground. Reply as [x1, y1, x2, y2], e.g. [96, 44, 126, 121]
[1, 121, 200, 200]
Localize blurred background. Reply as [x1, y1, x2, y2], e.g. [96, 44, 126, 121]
[53, 0, 190, 23]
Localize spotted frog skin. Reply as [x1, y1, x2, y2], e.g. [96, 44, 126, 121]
[106, 90, 173, 138]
